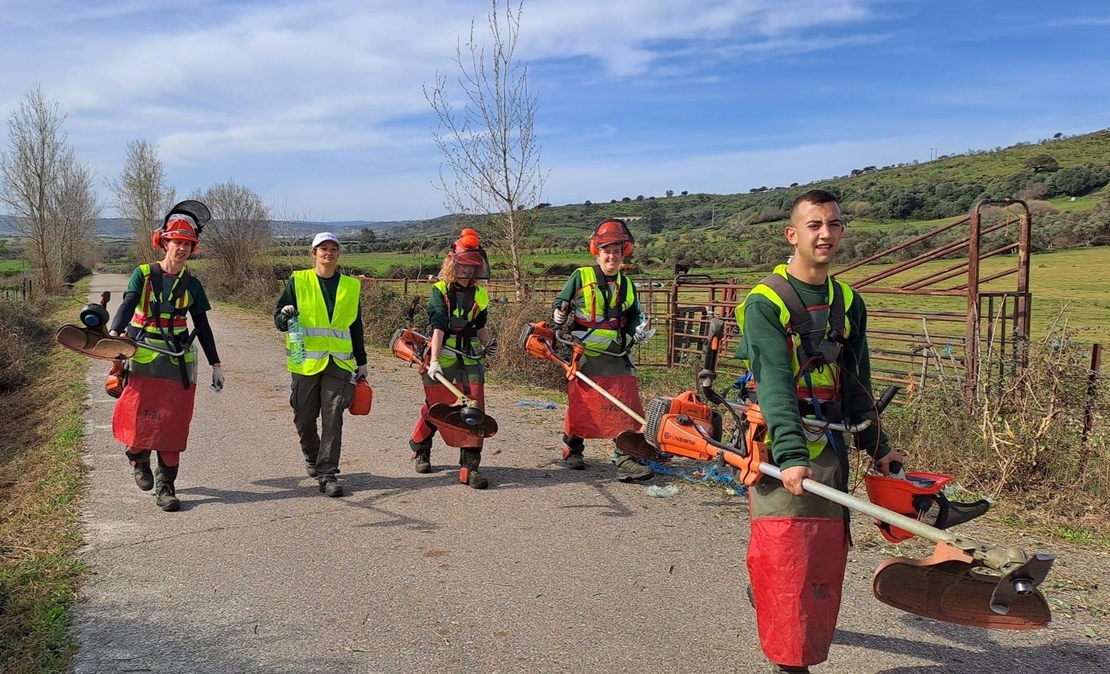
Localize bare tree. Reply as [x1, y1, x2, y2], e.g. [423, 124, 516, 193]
[51, 150, 101, 282]
[108, 139, 176, 264]
[192, 179, 272, 284]
[425, 0, 546, 300]
[0, 84, 98, 293]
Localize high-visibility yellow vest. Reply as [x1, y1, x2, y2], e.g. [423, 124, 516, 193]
[288, 269, 359, 375]
[129, 263, 194, 366]
[571, 266, 635, 354]
[736, 264, 855, 459]
[434, 280, 489, 366]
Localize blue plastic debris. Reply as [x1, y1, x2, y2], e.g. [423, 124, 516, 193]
[516, 400, 557, 409]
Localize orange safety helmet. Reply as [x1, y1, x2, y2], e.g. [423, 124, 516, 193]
[450, 228, 490, 279]
[152, 200, 211, 250]
[863, 471, 952, 543]
[589, 219, 634, 256]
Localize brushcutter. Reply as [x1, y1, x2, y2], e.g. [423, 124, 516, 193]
[389, 327, 498, 438]
[615, 314, 1055, 630]
[56, 291, 189, 360]
[519, 320, 651, 432]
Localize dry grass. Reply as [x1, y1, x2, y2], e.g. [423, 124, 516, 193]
[0, 299, 89, 673]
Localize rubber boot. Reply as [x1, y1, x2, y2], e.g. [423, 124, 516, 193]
[410, 439, 432, 474]
[126, 450, 154, 491]
[153, 456, 180, 512]
[614, 450, 654, 482]
[459, 448, 488, 490]
[562, 435, 585, 470]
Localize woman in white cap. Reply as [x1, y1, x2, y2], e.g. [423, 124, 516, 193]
[274, 232, 368, 497]
[107, 200, 224, 512]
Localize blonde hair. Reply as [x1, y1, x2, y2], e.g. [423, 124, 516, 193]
[437, 255, 456, 285]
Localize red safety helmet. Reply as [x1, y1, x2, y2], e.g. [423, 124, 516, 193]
[152, 200, 211, 250]
[589, 219, 633, 256]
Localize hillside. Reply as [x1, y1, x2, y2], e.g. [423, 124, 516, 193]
[378, 128, 1110, 265]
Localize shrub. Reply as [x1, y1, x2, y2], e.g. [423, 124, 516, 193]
[484, 298, 567, 391]
[1047, 165, 1109, 197]
[359, 282, 413, 348]
[0, 298, 52, 393]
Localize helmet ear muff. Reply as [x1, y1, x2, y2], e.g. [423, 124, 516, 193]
[151, 230, 162, 249]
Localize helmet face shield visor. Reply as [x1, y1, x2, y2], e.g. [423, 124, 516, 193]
[453, 249, 490, 279]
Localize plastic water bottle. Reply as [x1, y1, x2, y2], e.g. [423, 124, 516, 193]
[288, 315, 306, 365]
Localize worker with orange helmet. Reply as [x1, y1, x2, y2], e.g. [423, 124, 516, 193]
[408, 228, 498, 489]
[552, 218, 654, 481]
[106, 200, 223, 512]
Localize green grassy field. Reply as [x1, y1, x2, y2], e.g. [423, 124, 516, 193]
[0, 259, 28, 273]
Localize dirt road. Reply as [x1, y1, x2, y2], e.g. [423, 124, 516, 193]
[71, 274, 1108, 673]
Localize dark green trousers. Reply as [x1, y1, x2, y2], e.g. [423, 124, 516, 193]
[291, 359, 353, 480]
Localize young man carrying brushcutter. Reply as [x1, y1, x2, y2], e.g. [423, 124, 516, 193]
[408, 229, 499, 489]
[735, 189, 988, 672]
[552, 218, 654, 481]
[107, 201, 223, 512]
[274, 232, 368, 497]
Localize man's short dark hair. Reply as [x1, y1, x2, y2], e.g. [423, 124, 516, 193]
[792, 189, 840, 212]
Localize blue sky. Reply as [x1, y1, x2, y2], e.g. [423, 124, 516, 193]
[2, 0, 1108, 221]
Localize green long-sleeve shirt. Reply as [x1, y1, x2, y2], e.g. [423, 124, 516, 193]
[426, 282, 488, 333]
[738, 273, 890, 471]
[553, 267, 642, 345]
[274, 273, 367, 367]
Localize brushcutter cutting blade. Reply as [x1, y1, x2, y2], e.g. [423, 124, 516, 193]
[55, 325, 138, 361]
[615, 431, 671, 463]
[427, 403, 499, 438]
[872, 542, 1052, 630]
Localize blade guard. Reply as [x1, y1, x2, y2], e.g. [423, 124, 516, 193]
[872, 542, 1053, 630]
[427, 403, 498, 438]
[55, 324, 139, 361]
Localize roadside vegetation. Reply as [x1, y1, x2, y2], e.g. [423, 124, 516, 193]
[0, 289, 89, 674]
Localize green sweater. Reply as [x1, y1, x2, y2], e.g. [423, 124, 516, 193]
[738, 273, 891, 471]
[274, 273, 367, 367]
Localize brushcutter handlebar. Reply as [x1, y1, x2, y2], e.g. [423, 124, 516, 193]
[725, 385, 900, 434]
[554, 332, 629, 358]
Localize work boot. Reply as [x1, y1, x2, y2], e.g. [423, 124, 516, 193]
[153, 461, 180, 512]
[459, 449, 489, 490]
[126, 450, 154, 491]
[410, 439, 432, 474]
[614, 451, 654, 482]
[318, 478, 344, 497]
[562, 445, 586, 470]
[304, 462, 318, 478]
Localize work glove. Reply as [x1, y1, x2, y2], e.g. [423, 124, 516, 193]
[633, 327, 656, 344]
[355, 364, 368, 381]
[553, 307, 569, 326]
[280, 304, 298, 317]
[210, 365, 225, 393]
[483, 338, 500, 357]
[425, 360, 444, 380]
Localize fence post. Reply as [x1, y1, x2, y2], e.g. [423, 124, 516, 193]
[1078, 343, 1103, 480]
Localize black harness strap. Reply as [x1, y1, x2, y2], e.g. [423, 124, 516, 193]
[145, 264, 194, 389]
[760, 273, 845, 366]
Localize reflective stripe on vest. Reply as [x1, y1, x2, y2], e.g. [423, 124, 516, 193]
[434, 280, 489, 366]
[570, 266, 635, 353]
[735, 264, 855, 459]
[129, 263, 193, 337]
[287, 270, 360, 375]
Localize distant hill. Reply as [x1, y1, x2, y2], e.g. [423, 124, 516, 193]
[385, 127, 1110, 244]
[0, 216, 409, 239]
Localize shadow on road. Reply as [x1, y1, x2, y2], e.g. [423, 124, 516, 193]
[836, 616, 1107, 673]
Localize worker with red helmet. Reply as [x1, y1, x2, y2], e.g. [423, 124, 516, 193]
[409, 229, 498, 489]
[552, 218, 654, 481]
[107, 200, 223, 512]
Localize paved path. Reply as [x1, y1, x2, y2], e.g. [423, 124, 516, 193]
[71, 274, 1108, 673]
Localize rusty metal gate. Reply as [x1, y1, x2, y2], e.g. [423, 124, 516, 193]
[664, 199, 1034, 396]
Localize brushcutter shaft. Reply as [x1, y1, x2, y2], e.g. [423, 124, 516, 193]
[758, 462, 955, 544]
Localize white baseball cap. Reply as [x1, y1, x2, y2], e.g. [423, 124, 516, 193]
[311, 232, 341, 249]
